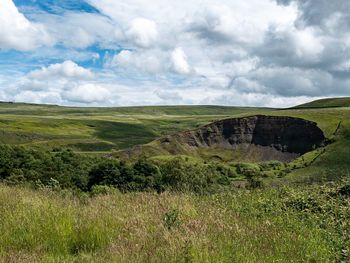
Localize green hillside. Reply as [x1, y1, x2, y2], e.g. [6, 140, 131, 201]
[0, 102, 269, 152]
[294, 97, 350, 109]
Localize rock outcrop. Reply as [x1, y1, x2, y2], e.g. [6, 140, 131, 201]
[118, 115, 327, 162]
[157, 115, 326, 162]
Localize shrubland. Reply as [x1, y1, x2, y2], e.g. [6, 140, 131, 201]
[2, 145, 332, 194]
[0, 145, 235, 193]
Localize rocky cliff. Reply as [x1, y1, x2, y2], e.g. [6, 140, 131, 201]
[119, 115, 327, 162]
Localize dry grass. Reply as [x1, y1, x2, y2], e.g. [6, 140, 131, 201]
[0, 184, 347, 262]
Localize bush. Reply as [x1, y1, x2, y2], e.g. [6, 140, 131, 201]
[158, 157, 228, 193]
[0, 145, 244, 194]
[0, 145, 96, 190]
[235, 163, 262, 177]
[259, 161, 284, 171]
[88, 160, 124, 189]
[90, 185, 119, 196]
[163, 209, 181, 230]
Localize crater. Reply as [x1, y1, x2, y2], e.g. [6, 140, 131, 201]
[119, 115, 327, 162]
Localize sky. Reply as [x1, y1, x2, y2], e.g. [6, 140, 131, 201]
[0, 0, 349, 107]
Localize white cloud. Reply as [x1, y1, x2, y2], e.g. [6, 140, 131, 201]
[0, 0, 53, 51]
[9, 62, 111, 105]
[2, 0, 350, 107]
[14, 91, 61, 105]
[110, 50, 164, 73]
[37, 12, 117, 49]
[125, 18, 158, 48]
[28, 61, 94, 80]
[62, 83, 111, 103]
[155, 89, 183, 102]
[293, 28, 324, 59]
[171, 48, 192, 75]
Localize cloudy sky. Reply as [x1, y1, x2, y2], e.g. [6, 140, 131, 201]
[0, 0, 349, 107]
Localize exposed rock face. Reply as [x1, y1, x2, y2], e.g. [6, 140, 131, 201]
[158, 115, 326, 162]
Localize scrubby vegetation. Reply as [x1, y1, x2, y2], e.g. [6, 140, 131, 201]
[0, 145, 236, 193]
[1, 144, 348, 194]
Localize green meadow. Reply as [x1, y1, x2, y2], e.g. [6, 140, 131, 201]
[0, 182, 349, 262]
[0, 102, 269, 152]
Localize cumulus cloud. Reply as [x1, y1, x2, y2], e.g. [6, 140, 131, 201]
[125, 18, 158, 48]
[0, 0, 53, 51]
[62, 83, 111, 103]
[110, 50, 164, 74]
[2, 0, 350, 107]
[9, 61, 111, 105]
[28, 61, 94, 80]
[171, 48, 192, 75]
[276, 0, 350, 30]
[38, 12, 117, 49]
[155, 89, 183, 103]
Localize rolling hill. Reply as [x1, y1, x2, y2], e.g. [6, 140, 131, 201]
[1, 99, 350, 184]
[294, 97, 350, 109]
[0, 102, 270, 152]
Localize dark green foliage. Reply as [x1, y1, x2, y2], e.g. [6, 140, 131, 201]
[1, 145, 237, 193]
[157, 157, 231, 193]
[246, 176, 264, 189]
[234, 163, 262, 177]
[338, 183, 350, 197]
[88, 160, 124, 189]
[90, 185, 119, 196]
[259, 161, 284, 170]
[0, 145, 96, 190]
[163, 209, 181, 230]
[87, 156, 232, 193]
[87, 159, 162, 192]
[133, 158, 163, 192]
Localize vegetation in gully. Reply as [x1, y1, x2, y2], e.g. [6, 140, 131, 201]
[0, 99, 350, 262]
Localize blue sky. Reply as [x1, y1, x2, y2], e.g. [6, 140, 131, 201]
[0, 0, 350, 107]
[14, 0, 100, 15]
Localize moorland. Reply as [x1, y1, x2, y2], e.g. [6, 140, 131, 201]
[0, 98, 349, 262]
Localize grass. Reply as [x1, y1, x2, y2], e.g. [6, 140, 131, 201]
[0, 103, 269, 151]
[294, 97, 350, 108]
[0, 183, 348, 262]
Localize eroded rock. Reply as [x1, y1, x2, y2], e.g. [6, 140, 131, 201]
[118, 115, 327, 162]
[158, 115, 326, 162]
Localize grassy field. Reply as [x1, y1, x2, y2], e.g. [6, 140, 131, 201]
[0, 102, 269, 152]
[0, 182, 348, 262]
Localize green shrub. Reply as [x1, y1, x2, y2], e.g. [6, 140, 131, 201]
[259, 161, 284, 171]
[235, 163, 262, 177]
[163, 208, 181, 230]
[90, 185, 120, 196]
[158, 157, 227, 193]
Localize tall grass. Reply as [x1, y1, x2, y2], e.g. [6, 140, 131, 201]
[0, 183, 348, 262]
